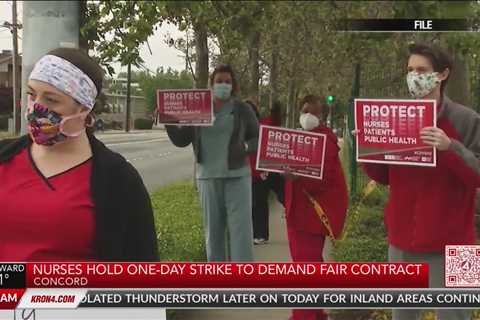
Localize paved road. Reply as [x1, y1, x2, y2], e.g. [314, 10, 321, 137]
[97, 130, 194, 193]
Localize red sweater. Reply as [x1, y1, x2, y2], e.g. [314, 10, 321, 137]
[363, 97, 480, 253]
[285, 126, 348, 238]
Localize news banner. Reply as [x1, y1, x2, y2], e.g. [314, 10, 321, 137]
[1, 250, 480, 311]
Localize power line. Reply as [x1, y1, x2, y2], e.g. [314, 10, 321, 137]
[139, 62, 156, 75]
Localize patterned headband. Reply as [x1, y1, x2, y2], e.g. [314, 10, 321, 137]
[29, 54, 98, 110]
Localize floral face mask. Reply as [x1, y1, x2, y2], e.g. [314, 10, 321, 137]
[406, 71, 441, 98]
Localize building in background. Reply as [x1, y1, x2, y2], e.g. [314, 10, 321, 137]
[100, 77, 153, 130]
[0, 50, 22, 130]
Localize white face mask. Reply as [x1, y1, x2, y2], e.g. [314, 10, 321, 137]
[299, 113, 319, 131]
[406, 71, 441, 98]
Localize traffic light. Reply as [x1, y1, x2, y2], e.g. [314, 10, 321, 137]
[327, 95, 335, 106]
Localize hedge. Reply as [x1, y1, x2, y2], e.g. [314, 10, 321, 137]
[334, 186, 389, 263]
[134, 118, 154, 130]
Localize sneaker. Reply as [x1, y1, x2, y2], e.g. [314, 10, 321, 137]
[253, 238, 268, 245]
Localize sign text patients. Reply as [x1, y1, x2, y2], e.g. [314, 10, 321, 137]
[265, 131, 319, 162]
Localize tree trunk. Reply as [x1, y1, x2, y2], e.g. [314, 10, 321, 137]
[269, 33, 279, 111]
[248, 32, 261, 103]
[78, 0, 88, 52]
[286, 79, 296, 128]
[194, 22, 209, 89]
[292, 87, 300, 128]
[445, 51, 471, 106]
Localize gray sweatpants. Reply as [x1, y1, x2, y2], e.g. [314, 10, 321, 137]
[388, 245, 471, 320]
[197, 176, 254, 262]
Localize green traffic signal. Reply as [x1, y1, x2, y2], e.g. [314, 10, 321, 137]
[327, 95, 335, 105]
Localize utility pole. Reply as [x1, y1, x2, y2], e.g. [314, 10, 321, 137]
[11, 0, 20, 134]
[21, 1, 80, 134]
[125, 62, 132, 132]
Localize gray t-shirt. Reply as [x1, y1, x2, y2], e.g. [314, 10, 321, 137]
[197, 99, 251, 179]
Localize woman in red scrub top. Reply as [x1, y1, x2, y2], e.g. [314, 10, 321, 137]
[0, 48, 158, 262]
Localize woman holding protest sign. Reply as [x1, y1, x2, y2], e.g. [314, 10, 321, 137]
[285, 94, 348, 320]
[166, 64, 259, 262]
[357, 43, 480, 320]
[0, 48, 158, 262]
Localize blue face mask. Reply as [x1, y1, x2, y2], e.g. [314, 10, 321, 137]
[213, 83, 232, 100]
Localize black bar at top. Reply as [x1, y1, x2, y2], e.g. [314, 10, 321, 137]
[0, 264, 26, 289]
[337, 19, 479, 32]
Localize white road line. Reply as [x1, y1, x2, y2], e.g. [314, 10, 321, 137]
[125, 151, 173, 163]
[105, 138, 167, 147]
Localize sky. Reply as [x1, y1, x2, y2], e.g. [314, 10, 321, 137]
[0, 1, 187, 75]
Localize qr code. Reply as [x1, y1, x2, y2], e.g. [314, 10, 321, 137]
[445, 245, 480, 287]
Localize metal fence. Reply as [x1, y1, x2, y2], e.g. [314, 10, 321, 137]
[345, 62, 408, 199]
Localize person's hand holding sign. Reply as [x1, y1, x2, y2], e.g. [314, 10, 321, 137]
[420, 127, 451, 151]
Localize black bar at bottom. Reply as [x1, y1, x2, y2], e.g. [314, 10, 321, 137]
[79, 289, 480, 309]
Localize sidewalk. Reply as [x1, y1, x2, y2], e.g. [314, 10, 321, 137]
[95, 128, 168, 145]
[174, 199, 293, 320]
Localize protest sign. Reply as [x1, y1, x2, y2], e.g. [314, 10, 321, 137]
[157, 89, 213, 125]
[355, 99, 436, 166]
[256, 125, 327, 179]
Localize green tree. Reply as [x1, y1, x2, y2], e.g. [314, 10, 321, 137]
[83, 1, 166, 74]
[137, 68, 194, 113]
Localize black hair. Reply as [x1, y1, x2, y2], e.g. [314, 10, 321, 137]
[300, 94, 327, 121]
[209, 64, 238, 96]
[300, 94, 322, 109]
[407, 43, 453, 94]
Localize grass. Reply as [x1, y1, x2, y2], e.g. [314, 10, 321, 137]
[151, 180, 206, 262]
[150, 181, 206, 320]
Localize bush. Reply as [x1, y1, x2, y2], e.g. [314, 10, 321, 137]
[134, 118, 153, 130]
[334, 202, 388, 262]
[151, 181, 206, 262]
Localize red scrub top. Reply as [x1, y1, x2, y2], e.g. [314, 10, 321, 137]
[0, 147, 95, 261]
